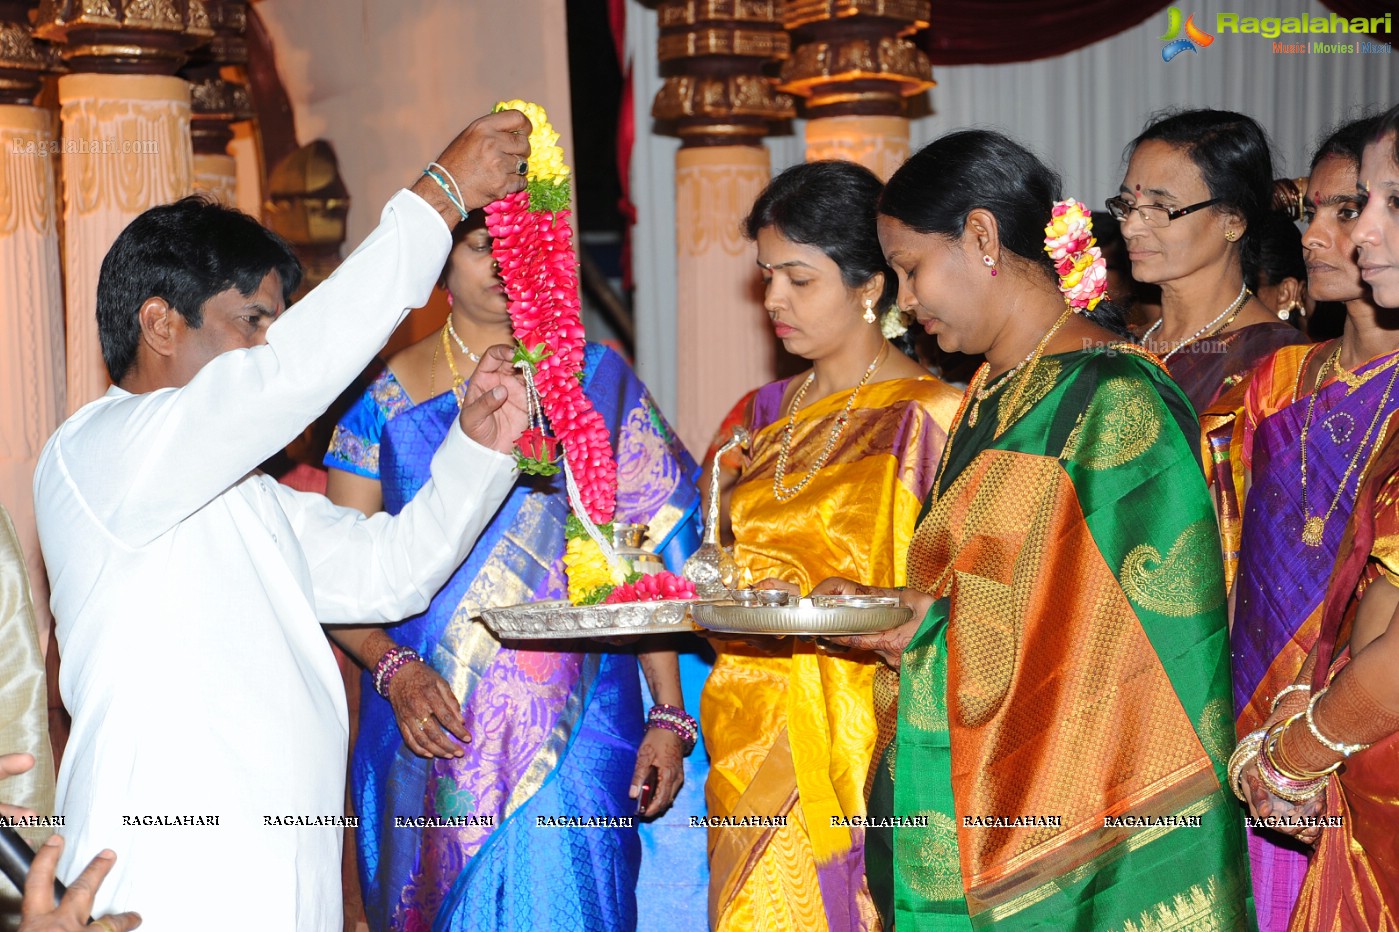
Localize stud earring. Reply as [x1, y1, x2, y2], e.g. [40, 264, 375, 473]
[862, 298, 878, 324]
[982, 255, 997, 276]
[1224, 230, 1239, 242]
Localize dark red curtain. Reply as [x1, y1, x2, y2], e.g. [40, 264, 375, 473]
[921, 0, 1392, 66]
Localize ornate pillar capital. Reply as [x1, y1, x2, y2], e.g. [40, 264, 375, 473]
[652, 0, 794, 147]
[32, 0, 212, 74]
[778, 0, 933, 118]
[0, 2, 62, 104]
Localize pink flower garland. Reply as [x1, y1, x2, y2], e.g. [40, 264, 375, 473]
[1043, 198, 1108, 311]
[485, 190, 617, 524]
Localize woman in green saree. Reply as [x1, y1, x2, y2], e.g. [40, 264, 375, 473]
[813, 130, 1250, 930]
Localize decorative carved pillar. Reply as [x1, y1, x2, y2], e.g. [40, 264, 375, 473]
[0, 0, 63, 678]
[653, 0, 793, 454]
[183, 0, 249, 204]
[779, 0, 933, 178]
[34, 0, 209, 411]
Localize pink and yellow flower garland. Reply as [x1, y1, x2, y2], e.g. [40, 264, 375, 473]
[1043, 198, 1108, 311]
[485, 101, 693, 606]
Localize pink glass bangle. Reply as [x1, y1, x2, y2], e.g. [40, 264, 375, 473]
[646, 704, 698, 755]
[373, 646, 424, 699]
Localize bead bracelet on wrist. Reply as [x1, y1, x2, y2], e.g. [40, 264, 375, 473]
[373, 645, 424, 699]
[646, 704, 698, 755]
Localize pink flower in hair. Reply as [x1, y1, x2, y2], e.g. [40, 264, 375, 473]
[1044, 199, 1108, 310]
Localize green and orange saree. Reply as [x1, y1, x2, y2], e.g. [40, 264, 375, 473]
[872, 345, 1251, 930]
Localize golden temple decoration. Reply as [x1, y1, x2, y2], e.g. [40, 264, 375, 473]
[652, 0, 793, 146]
[778, 0, 932, 117]
[263, 140, 350, 299]
[33, 0, 212, 73]
[0, 2, 62, 104]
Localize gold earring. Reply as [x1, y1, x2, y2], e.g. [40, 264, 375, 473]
[1224, 230, 1239, 242]
[862, 298, 877, 324]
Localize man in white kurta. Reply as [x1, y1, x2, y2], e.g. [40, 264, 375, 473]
[32, 112, 532, 930]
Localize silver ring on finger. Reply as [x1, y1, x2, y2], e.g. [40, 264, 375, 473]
[516, 159, 528, 176]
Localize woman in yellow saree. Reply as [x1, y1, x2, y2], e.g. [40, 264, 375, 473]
[818, 130, 1249, 930]
[702, 160, 960, 931]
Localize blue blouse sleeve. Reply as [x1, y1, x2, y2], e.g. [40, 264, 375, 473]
[324, 369, 393, 479]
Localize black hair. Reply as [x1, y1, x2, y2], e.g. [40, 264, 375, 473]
[1369, 103, 1399, 165]
[878, 128, 1127, 336]
[1128, 108, 1275, 287]
[744, 160, 897, 310]
[1311, 114, 1382, 172]
[97, 195, 303, 383]
[1253, 211, 1305, 291]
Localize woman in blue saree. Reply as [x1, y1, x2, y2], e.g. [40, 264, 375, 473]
[324, 215, 703, 931]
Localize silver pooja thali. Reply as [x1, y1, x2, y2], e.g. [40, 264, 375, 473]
[690, 595, 911, 637]
[481, 599, 698, 640]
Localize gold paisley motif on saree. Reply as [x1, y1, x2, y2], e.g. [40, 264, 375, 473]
[1120, 520, 1226, 618]
[1060, 374, 1162, 470]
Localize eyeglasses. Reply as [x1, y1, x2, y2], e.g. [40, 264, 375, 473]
[1104, 196, 1220, 228]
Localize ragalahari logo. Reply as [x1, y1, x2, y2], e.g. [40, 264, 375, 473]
[1161, 7, 1215, 61]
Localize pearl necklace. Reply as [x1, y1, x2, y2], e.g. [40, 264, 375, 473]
[772, 344, 886, 502]
[446, 315, 481, 364]
[1141, 284, 1250, 363]
[1298, 342, 1399, 547]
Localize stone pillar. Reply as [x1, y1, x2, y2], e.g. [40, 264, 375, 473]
[0, 0, 62, 643]
[779, 0, 933, 178]
[652, 0, 793, 454]
[35, 0, 210, 411]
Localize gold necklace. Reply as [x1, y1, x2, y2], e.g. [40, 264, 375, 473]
[772, 344, 886, 502]
[968, 306, 1072, 428]
[429, 320, 468, 400]
[1298, 342, 1399, 546]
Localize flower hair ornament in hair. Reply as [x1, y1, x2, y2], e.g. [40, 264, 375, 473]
[1043, 199, 1108, 312]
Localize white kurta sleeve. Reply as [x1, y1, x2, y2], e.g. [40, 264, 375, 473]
[55, 190, 451, 549]
[273, 420, 518, 624]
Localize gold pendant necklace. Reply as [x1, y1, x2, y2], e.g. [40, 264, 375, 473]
[1299, 342, 1399, 546]
[772, 344, 886, 502]
[968, 306, 1071, 428]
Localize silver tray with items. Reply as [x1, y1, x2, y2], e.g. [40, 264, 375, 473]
[690, 597, 911, 637]
[481, 599, 699, 640]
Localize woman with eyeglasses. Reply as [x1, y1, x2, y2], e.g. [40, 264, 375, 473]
[1111, 109, 1307, 412]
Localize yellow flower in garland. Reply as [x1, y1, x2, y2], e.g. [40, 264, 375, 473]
[564, 536, 628, 604]
[495, 98, 570, 211]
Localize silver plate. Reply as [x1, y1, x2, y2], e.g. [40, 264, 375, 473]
[481, 599, 698, 640]
[690, 601, 912, 636]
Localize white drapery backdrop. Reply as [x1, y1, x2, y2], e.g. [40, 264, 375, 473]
[627, 0, 1396, 423]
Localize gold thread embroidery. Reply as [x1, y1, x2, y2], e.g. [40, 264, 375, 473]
[1120, 521, 1226, 618]
[996, 358, 1061, 438]
[903, 643, 948, 732]
[898, 810, 962, 901]
[1060, 375, 1162, 470]
[1117, 876, 1224, 932]
[1195, 697, 1232, 769]
[947, 573, 1017, 728]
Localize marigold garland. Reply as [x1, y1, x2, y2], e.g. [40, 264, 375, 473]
[488, 102, 692, 608]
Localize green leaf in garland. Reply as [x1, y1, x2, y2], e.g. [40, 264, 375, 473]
[512, 341, 551, 369]
[577, 584, 616, 605]
[527, 178, 571, 213]
[565, 515, 614, 542]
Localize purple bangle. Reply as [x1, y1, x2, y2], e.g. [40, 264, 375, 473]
[373, 646, 423, 699]
[646, 704, 698, 755]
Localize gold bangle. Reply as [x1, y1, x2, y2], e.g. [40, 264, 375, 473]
[1271, 683, 1310, 712]
[1304, 687, 1371, 757]
[1227, 730, 1266, 802]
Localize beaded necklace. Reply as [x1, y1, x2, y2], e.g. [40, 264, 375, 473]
[1142, 284, 1250, 363]
[771, 344, 886, 502]
[968, 307, 1071, 428]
